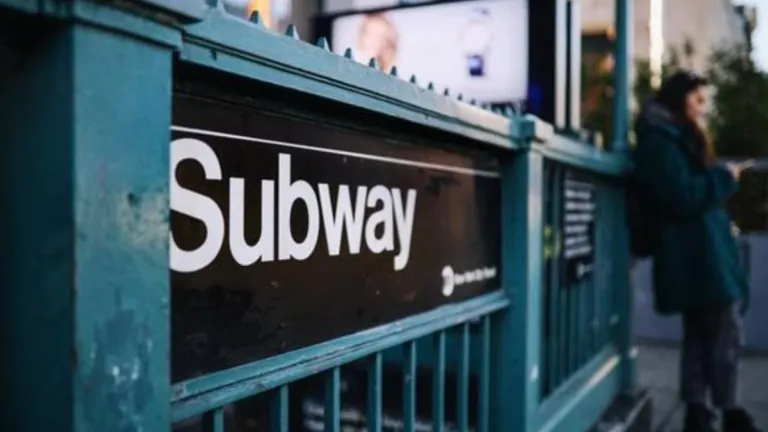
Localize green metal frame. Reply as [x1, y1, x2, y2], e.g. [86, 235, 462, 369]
[1, 1, 635, 431]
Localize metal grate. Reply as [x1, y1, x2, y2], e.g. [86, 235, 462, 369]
[171, 294, 506, 431]
[540, 160, 619, 399]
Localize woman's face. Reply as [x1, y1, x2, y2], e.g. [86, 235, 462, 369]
[684, 86, 707, 121]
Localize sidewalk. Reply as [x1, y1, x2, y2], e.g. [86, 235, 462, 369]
[636, 343, 768, 431]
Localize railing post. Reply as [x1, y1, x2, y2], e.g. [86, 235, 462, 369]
[612, 0, 638, 393]
[2, 4, 178, 431]
[492, 116, 545, 432]
[612, 0, 633, 153]
[612, 196, 637, 393]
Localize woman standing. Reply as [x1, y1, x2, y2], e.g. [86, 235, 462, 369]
[633, 71, 762, 432]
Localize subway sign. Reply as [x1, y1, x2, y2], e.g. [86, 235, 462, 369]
[170, 92, 501, 382]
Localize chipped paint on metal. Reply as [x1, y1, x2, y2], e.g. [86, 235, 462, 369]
[80, 306, 155, 432]
[114, 188, 169, 251]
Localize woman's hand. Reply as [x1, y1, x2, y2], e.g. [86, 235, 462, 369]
[726, 163, 744, 180]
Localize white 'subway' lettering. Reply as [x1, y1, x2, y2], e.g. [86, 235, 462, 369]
[170, 138, 417, 273]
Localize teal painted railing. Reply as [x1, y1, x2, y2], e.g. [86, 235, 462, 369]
[1, 1, 634, 431]
[541, 160, 620, 398]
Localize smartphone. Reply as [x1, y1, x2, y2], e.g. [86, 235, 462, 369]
[737, 159, 756, 171]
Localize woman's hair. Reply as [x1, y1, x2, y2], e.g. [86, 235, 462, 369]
[655, 70, 716, 163]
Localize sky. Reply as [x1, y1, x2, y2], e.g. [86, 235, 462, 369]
[745, 0, 768, 70]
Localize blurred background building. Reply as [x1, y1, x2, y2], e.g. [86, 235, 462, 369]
[222, 0, 319, 35]
[581, 0, 757, 82]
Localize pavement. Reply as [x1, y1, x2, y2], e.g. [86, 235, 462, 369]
[636, 343, 768, 431]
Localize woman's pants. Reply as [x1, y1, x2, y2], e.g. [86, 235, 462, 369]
[680, 303, 742, 409]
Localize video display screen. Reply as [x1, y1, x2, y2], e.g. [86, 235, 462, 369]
[328, 0, 529, 104]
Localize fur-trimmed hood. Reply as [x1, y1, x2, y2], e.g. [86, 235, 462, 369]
[635, 101, 680, 139]
[635, 101, 706, 163]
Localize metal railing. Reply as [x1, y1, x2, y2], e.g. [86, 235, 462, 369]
[172, 294, 507, 431]
[1, 1, 635, 431]
[540, 160, 624, 400]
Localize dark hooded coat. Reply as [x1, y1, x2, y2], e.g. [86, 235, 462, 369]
[633, 102, 749, 314]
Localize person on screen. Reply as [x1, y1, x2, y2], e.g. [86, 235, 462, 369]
[356, 13, 399, 73]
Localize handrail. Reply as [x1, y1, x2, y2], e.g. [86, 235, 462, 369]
[535, 134, 631, 177]
[171, 290, 510, 422]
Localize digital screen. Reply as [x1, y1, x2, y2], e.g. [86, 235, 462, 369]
[329, 0, 529, 104]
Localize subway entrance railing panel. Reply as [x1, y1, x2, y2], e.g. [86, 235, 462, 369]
[169, 47, 507, 431]
[1, 1, 634, 432]
[169, 67, 503, 383]
[540, 161, 625, 400]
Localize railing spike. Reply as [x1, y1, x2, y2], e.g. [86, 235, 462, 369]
[470, 99, 477, 106]
[285, 24, 300, 40]
[316, 37, 330, 50]
[390, 66, 398, 76]
[343, 48, 354, 59]
[248, 10, 262, 24]
[409, 75, 417, 84]
[427, 82, 435, 91]
[457, 94, 464, 101]
[368, 57, 380, 69]
[207, 0, 225, 10]
[443, 88, 450, 96]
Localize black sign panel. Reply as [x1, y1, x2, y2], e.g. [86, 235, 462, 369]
[562, 171, 595, 284]
[170, 93, 501, 381]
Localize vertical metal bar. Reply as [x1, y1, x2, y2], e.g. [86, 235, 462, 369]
[555, 0, 569, 128]
[367, 353, 383, 432]
[588, 180, 599, 358]
[608, 187, 620, 347]
[603, 184, 616, 350]
[549, 165, 563, 392]
[491, 130, 545, 432]
[568, 0, 582, 130]
[579, 283, 586, 364]
[541, 255, 550, 397]
[541, 162, 552, 397]
[604, 187, 615, 348]
[596, 183, 607, 350]
[582, 280, 589, 366]
[561, 167, 575, 378]
[559, 165, 571, 383]
[271, 385, 289, 432]
[479, 315, 492, 432]
[560, 285, 569, 382]
[570, 278, 579, 374]
[588, 181, 599, 358]
[612, 0, 633, 152]
[613, 184, 637, 389]
[325, 367, 341, 432]
[457, 323, 470, 432]
[588, 274, 597, 358]
[433, 331, 446, 432]
[403, 341, 417, 432]
[203, 408, 225, 432]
